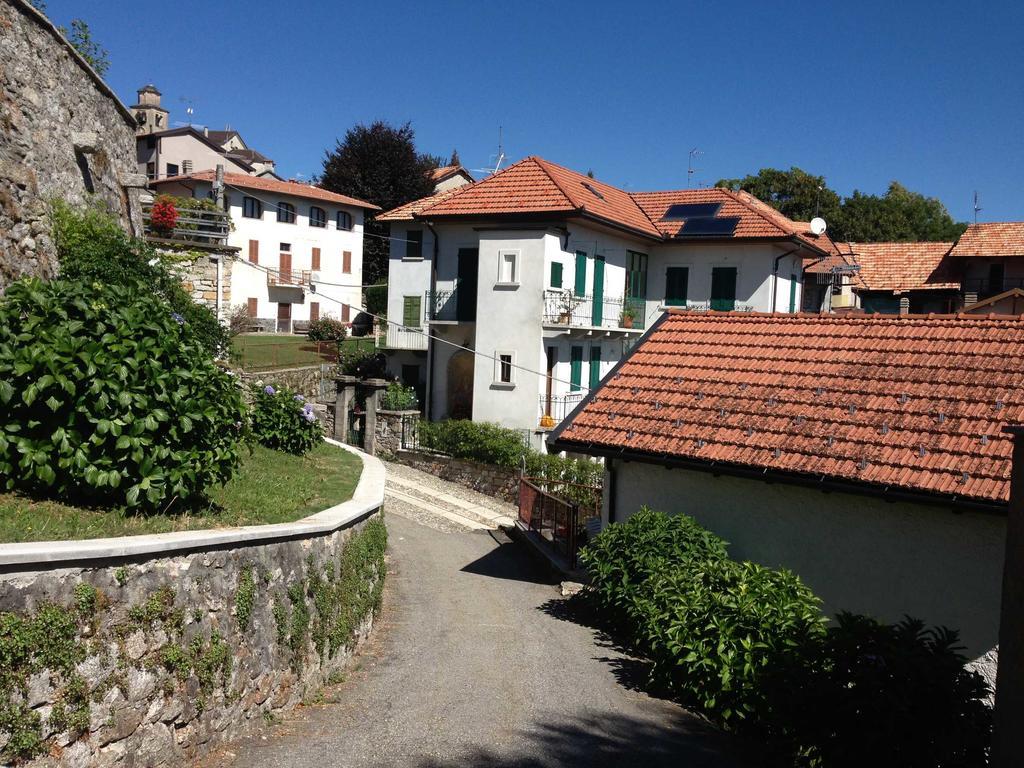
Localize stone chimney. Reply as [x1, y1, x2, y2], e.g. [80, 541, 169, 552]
[131, 84, 169, 136]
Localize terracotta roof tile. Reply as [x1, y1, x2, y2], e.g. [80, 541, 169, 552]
[430, 165, 473, 183]
[151, 171, 380, 210]
[554, 311, 1024, 506]
[949, 222, 1024, 258]
[374, 186, 467, 222]
[850, 242, 958, 292]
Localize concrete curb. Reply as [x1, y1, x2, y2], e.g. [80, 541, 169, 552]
[0, 438, 385, 568]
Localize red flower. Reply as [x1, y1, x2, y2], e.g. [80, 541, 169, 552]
[150, 196, 178, 233]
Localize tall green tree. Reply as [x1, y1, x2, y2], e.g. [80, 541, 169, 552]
[320, 121, 439, 284]
[716, 167, 842, 226]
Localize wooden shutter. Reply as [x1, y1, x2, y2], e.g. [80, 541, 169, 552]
[589, 345, 601, 389]
[591, 256, 605, 326]
[342, 250, 352, 274]
[248, 240, 258, 264]
[574, 252, 587, 297]
[710, 267, 737, 311]
[311, 247, 321, 271]
[247, 297, 257, 317]
[279, 252, 292, 284]
[570, 345, 583, 392]
[788, 274, 798, 313]
[665, 267, 689, 306]
[550, 262, 563, 288]
[403, 296, 421, 327]
[310, 302, 320, 322]
[341, 304, 350, 322]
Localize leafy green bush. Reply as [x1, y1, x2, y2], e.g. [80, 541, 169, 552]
[307, 317, 347, 343]
[336, 345, 386, 379]
[0, 278, 246, 510]
[380, 382, 418, 411]
[51, 200, 230, 358]
[249, 384, 322, 454]
[756, 613, 992, 767]
[364, 284, 387, 317]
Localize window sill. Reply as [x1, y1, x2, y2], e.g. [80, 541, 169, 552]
[402, 257, 425, 262]
[490, 382, 516, 390]
[494, 282, 520, 290]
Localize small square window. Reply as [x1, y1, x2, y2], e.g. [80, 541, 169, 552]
[166, 163, 179, 178]
[280, 243, 291, 252]
[498, 251, 519, 285]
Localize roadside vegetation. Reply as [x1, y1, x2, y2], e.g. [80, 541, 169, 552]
[580, 508, 993, 766]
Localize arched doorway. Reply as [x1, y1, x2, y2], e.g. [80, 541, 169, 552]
[447, 350, 474, 420]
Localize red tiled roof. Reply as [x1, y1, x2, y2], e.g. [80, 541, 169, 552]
[150, 171, 380, 210]
[374, 186, 466, 222]
[850, 242, 958, 292]
[552, 311, 1024, 507]
[949, 222, 1024, 258]
[430, 165, 473, 183]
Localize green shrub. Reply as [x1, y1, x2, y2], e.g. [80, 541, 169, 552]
[757, 613, 992, 767]
[51, 200, 230, 358]
[380, 382, 418, 411]
[307, 317, 347, 343]
[364, 284, 387, 317]
[0, 278, 246, 510]
[336, 345, 386, 378]
[250, 384, 322, 454]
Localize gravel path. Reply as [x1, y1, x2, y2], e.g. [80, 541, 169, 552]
[384, 460, 518, 518]
[213, 513, 743, 768]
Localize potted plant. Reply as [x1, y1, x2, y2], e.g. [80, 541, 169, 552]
[558, 290, 575, 324]
[620, 303, 637, 329]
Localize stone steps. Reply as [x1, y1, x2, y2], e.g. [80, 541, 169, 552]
[384, 488, 493, 531]
[384, 475, 517, 531]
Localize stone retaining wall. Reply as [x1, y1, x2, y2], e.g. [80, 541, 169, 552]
[393, 448, 520, 503]
[375, 410, 421, 459]
[0, 441, 385, 768]
[238, 365, 330, 401]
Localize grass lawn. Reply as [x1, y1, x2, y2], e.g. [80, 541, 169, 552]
[0, 442, 362, 543]
[231, 334, 376, 370]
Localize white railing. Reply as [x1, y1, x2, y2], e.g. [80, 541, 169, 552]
[381, 325, 429, 351]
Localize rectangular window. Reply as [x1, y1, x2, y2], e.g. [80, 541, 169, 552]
[627, 252, 648, 299]
[665, 266, 689, 306]
[280, 242, 291, 252]
[343, 250, 352, 274]
[166, 163, 179, 178]
[494, 351, 514, 385]
[248, 240, 258, 264]
[247, 297, 257, 317]
[145, 161, 156, 179]
[402, 295, 421, 328]
[309, 301, 320, 322]
[311, 247, 321, 271]
[710, 267, 738, 311]
[243, 197, 262, 219]
[574, 251, 587, 297]
[498, 251, 518, 284]
[406, 230, 423, 260]
[309, 206, 326, 228]
[550, 262, 563, 288]
[589, 345, 602, 390]
[570, 345, 584, 392]
[277, 202, 296, 224]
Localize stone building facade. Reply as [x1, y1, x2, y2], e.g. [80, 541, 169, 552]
[0, 0, 146, 292]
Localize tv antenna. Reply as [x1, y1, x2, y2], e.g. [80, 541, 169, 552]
[178, 97, 195, 126]
[472, 126, 506, 177]
[687, 148, 703, 188]
[973, 191, 982, 223]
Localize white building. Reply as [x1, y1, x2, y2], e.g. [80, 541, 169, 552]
[151, 171, 378, 331]
[377, 156, 838, 445]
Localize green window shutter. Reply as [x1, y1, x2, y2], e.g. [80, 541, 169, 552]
[591, 256, 605, 325]
[788, 274, 798, 313]
[665, 267, 689, 306]
[402, 295, 421, 327]
[589, 345, 601, 389]
[710, 267, 737, 311]
[627, 252, 648, 300]
[570, 345, 583, 392]
[550, 262, 563, 288]
[574, 252, 588, 297]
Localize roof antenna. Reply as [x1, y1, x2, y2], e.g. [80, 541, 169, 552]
[973, 191, 982, 224]
[687, 148, 703, 189]
[473, 126, 505, 177]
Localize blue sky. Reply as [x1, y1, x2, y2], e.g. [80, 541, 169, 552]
[46, 0, 1023, 222]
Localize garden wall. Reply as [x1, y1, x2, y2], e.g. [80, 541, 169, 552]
[0, 0, 146, 293]
[393, 448, 520, 503]
[0, 440, 386, 768]
[238, 365, 331, 401]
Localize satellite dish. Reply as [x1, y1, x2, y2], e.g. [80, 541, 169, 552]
[810, 217, 827, 236]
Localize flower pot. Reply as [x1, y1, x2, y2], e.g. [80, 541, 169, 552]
[621, 316, 634, 329]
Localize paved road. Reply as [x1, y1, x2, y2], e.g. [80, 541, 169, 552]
[219, 512, 742, 767]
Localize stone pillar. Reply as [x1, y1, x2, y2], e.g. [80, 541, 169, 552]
[362, 378, 388, 456]
[334, 376, 357, 443]
[994, 425, 1024, 766]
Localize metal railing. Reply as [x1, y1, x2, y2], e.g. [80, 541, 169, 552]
[380, 324, 429, 351]
[670, 301, 757, 312]
[539, 392, 585, 425]
[142, 205, 230, 247]
[962, 277, 1024, 299]
[542, 290, 646, 330]
[231, 338, 341, 371]
[266, 269, 311, 288]
[518, 477, 602, 569]
[426, 288, 459, 321]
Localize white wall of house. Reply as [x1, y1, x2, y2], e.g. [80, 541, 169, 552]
[137, 132, 249, 180]
[433, 172, 474, 192]
[608, 459, 1004, 670]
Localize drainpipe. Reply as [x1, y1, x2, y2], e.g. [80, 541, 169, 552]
[425, 221, 439, 421]
[214, 165, 226, 323]
[770, 247, 800, 313]
[605, 458, 617, 526]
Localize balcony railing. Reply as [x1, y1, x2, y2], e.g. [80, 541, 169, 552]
[266, 270, 311, 288]
[380, 324, 429, 351]
[962, 277, 1024, 300]
[426, 288, 460, 321]
[143, 205, 230, 247]
[542, 290, 646, 331]
[539, 392, 586, 426]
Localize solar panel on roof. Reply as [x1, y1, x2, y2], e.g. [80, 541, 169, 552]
[662, 203, 722, 221]
[675, 217, 740, 237]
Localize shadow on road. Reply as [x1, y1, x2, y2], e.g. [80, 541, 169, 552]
[413, 710, 744, 768]
[460, 538, 558, 585]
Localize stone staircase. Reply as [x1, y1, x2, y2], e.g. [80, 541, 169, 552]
[384, 473, 516, 532]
